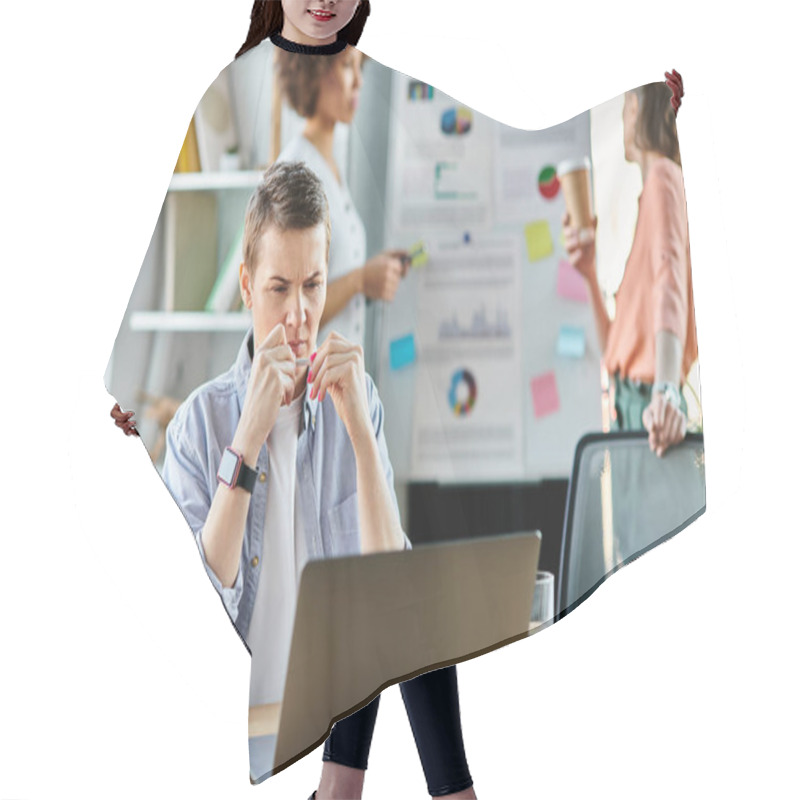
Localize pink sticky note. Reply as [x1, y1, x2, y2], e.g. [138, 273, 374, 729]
[530, 371, 560, 418]
[557, 259, 589, 303]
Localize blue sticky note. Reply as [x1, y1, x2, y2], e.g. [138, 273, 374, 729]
[390, 333, 417, 370]
[556, 325, 586, 358]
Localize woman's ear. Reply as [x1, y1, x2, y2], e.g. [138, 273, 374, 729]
[240, 262, 253, 309]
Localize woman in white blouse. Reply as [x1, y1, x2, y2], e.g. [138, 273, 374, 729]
[274, 41, 409, 348]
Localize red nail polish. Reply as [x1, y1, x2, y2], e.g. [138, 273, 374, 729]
[307, 371, 313, 382]
[310, 352, 317, 362]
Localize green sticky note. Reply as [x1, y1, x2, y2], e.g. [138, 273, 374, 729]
[524, 220, 553, 262]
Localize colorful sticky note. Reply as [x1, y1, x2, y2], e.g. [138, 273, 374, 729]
[556, 325, 586, 358]
[556, 259, 589, 303]
[530, 371, 560, 418]
[524, 220, 554, 262]
[390, 333, 417, 370]
[408, 240, 428, 269]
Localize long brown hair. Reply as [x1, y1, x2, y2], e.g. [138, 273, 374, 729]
[633, 82, 681, 167]
[236, 0, 371, 59]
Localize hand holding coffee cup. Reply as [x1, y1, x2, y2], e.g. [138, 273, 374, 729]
[562, 210, 598, 280]
[557, 156, 594, 230]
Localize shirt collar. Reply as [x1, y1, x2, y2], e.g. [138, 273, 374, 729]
[236, 328, 320, 433]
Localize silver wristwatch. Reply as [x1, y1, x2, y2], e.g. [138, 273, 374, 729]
[652, 381, 681, 409]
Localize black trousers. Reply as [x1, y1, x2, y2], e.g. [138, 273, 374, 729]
[322, 665, 473, 797]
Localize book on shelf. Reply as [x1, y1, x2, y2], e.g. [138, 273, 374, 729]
[174, 116, 201, 173]
[194, 70, 239, 172]
[206, 223, 245, 313]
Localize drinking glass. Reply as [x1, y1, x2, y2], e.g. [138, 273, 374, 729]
[531, 570, 555, 629]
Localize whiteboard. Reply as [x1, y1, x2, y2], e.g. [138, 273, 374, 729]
[371, 68, 602, 483]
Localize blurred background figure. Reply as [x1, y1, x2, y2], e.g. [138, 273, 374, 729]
[274, 43, 409, 348]
[563, 81, 697, 457]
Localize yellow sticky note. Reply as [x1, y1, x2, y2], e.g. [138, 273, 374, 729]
[524, 220, 553, 262]
[408, 240, 428, 268]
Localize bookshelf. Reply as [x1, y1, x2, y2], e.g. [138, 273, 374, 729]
[117, 170, 261, 459]
[106, 46, 280, 465]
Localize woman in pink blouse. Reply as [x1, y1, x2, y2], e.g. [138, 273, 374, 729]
[563, 79, 698, 457]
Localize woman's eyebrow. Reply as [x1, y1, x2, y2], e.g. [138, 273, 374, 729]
[267, 271, 323, 284]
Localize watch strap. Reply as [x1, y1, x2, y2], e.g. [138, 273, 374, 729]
[235, 459, 258, 493]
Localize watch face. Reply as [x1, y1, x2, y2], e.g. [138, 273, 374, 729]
[218, 448, 240, 487]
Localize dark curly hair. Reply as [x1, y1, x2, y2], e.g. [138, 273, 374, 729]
[632, 82, 682, 167]
[235, 0, 371, 59]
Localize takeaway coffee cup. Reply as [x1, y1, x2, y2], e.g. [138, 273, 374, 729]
[557, 156, 594, 232]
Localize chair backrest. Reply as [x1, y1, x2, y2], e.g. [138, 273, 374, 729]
[557, 432, 705, 619]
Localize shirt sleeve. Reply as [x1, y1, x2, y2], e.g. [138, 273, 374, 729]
[648, 162, 690, 345]
[366, 374, 412, 551]
[162, 413, 245, 620]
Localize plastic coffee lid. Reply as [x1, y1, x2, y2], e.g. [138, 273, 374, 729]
[556, 156, 591, 176]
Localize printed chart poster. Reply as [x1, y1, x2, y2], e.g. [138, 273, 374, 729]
[387, 72, 494, 231]
[493, 114, 590, 224]
[411, 239, 524, 482]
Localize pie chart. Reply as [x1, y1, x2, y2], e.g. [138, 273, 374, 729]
[448, 369, 478, 416]
[538, 165, 560, 200]
[441, 107, 473, 136]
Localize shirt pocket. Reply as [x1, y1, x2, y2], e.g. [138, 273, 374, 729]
[326, 491, 361, 556]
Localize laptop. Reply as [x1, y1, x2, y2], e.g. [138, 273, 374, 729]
[249, 530, 541, 782]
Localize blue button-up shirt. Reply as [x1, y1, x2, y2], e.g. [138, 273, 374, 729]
[162, 329, 410, 646]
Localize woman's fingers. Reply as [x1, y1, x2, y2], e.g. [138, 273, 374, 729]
[317, 357, 359, 403]
[564, 227, 581, 253]
[664, 406, 686, 448]
[656, 398, 668, 432]
[308, 337, 362, 401]
[665, 69, 683, 116]
[306, 340, 351, 400]
[111, 403, 138, 436]
[310, 350, 357, 401]
[665, 69, 682, 88]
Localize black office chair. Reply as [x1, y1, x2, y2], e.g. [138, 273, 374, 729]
[557, 431, 705, 620]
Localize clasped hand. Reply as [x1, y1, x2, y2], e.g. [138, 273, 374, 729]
[307, 331, 371, 443]
[239, 324, 370, 451]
